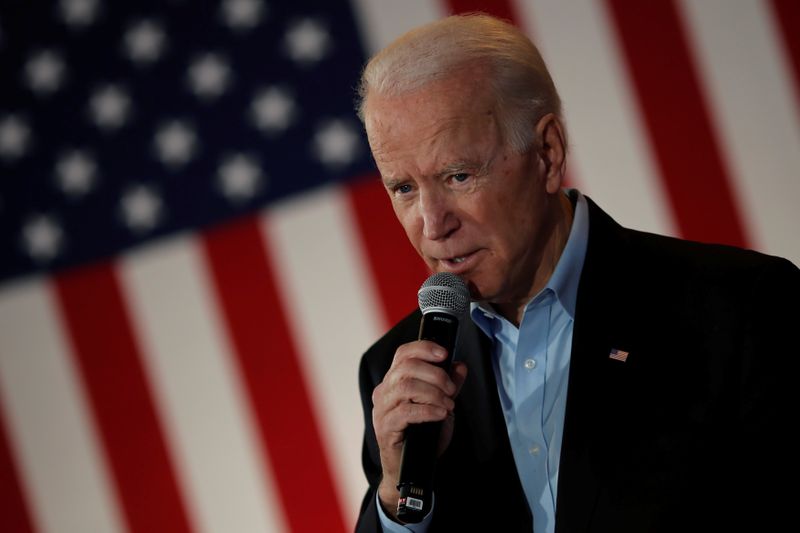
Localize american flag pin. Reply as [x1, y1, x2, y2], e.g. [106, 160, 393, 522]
[609, 348, 629, 362]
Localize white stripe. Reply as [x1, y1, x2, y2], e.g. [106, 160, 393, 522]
[351, 0, 445, 55]
[118, 237, 288, 533]
[678, 0, 800, 266]
[519, 0, 677, 236]
[265, 185, 385, 528]
[0, 279, 125, 533]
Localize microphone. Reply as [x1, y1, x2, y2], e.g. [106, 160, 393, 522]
[396, 272, 470, 523]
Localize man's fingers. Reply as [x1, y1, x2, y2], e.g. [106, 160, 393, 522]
[393, 340, 449, 364]
[379, 401, 449, 434]
[374, 377, 455, 413]
[388, 357, 456, 396]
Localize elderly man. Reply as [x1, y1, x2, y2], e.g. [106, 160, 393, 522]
[355, 14, 797, 533]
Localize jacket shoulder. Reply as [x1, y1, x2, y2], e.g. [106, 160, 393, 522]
[624, 227, 798, 289]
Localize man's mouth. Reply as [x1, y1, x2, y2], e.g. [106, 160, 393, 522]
[438, 250, 479, 271]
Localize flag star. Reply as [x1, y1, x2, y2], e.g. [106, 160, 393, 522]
[124, 20, 166, 65]
[25, 50, 67, 95]
[120, 184, 163, 233]
[59, 0, 99, 29]
[22, 214, 64, 263]
[284, 18, 331, 64]
[250, 86, 296, 134]
[187, 53, 232, 101]
[0, 115, 32, 161]
[312, 119, 361, 168]
[221, 0, 266, 32]
[218, 153, 264, 203]
[89, 84, 132, 131]
[56, 149, 97, 197]
[154, 120, 197, 168]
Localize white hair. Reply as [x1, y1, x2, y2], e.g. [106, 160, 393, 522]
[356, 13, 564, 153]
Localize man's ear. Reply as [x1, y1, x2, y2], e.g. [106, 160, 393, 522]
[535, 113, 567, 194]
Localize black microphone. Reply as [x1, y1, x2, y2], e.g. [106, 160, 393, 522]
[396, 272, 469, 523]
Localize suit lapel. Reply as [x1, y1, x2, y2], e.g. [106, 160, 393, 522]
[454, 314, 533, 529]
[455, 317, 506, 460]
[556, 197, 635, 532]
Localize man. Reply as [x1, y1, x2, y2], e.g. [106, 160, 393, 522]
[355, 14, 798, 533]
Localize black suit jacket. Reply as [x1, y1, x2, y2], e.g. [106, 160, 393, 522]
[355, 197, 799, 532]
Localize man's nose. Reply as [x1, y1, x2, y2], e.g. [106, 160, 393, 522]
[419, 189, 458, 240]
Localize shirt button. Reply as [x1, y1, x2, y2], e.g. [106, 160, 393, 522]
[529, 445, 541, 456]
[524, 358, 536, 370]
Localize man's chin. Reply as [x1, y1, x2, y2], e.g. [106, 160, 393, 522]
[463, 278, 492, 303]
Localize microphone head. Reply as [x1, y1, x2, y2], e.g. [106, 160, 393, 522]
[418, 272, 470, 316]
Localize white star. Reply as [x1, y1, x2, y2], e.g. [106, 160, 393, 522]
[59, 0, 99, 29]
[187, 53, 231, 101]
[0, 115, 32, 161]
[124, 20, 166, 65]
[89, 84, 132, 131]
[25, 49, 67, 95]
[55, 149, 96, 197]
[221, 0, 266, 32]
[284, 18, 331, 64]
[250, 86, 296, 134]
[120, 184, 162, 233]
[312, 119, 361, 168]
[22, 214, 64, 263]
[153, 120, 197, 168]
[217, 153, 264, 202]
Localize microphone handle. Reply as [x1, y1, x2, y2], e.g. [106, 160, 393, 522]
[396, 310, 459, 523]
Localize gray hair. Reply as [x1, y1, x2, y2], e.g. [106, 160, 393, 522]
[356, 13, 564, 153]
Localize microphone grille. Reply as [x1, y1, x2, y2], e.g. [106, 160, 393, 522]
[418, 272, 470, 315]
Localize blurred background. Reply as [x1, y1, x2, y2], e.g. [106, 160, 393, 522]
[0, 0, 797, 532]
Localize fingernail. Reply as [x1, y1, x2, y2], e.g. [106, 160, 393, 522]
[433, 347, 447, 358]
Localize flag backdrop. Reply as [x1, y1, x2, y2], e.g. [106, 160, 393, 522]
[1, 1, 798, 532]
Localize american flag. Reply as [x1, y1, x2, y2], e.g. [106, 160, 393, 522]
[0, 1, 797, 532]
[608, 348, 630, 362]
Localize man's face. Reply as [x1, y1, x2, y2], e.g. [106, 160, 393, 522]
[364, 71, 564, 307]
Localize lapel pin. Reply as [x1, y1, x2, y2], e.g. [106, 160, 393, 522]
[609, 348, 629, 362]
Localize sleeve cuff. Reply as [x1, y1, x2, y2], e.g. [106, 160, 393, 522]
[376, 492, 434, 532]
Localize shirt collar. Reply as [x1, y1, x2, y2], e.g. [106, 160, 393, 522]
[544, 188, 589, 319]
[470, 188, 590, 328]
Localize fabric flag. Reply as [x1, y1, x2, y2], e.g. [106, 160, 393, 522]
[1, 1, 798, 532]
[608, 348, 630, 363]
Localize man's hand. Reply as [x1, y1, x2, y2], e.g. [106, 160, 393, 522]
[371, 340, 468, 520]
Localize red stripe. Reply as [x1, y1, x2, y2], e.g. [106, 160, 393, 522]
[53, 264, 193, 533]
[200, 216, 347, 533]
[346, 176, 429, 327]
[769, 0, 800, 111]
[0, 393, 36, 533]
[605, 0, 749, 247]
[445, 0, 519, 22]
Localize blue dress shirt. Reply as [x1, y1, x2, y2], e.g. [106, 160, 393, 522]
[470, 189, 588, 533]
[378, 190, 589, 532]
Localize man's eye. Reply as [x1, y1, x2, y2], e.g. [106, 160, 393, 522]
[396, 184, 413, 194]
[452, 173, 470, 183]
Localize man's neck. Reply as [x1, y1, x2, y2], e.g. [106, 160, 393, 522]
[494, 192, 575, 327]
